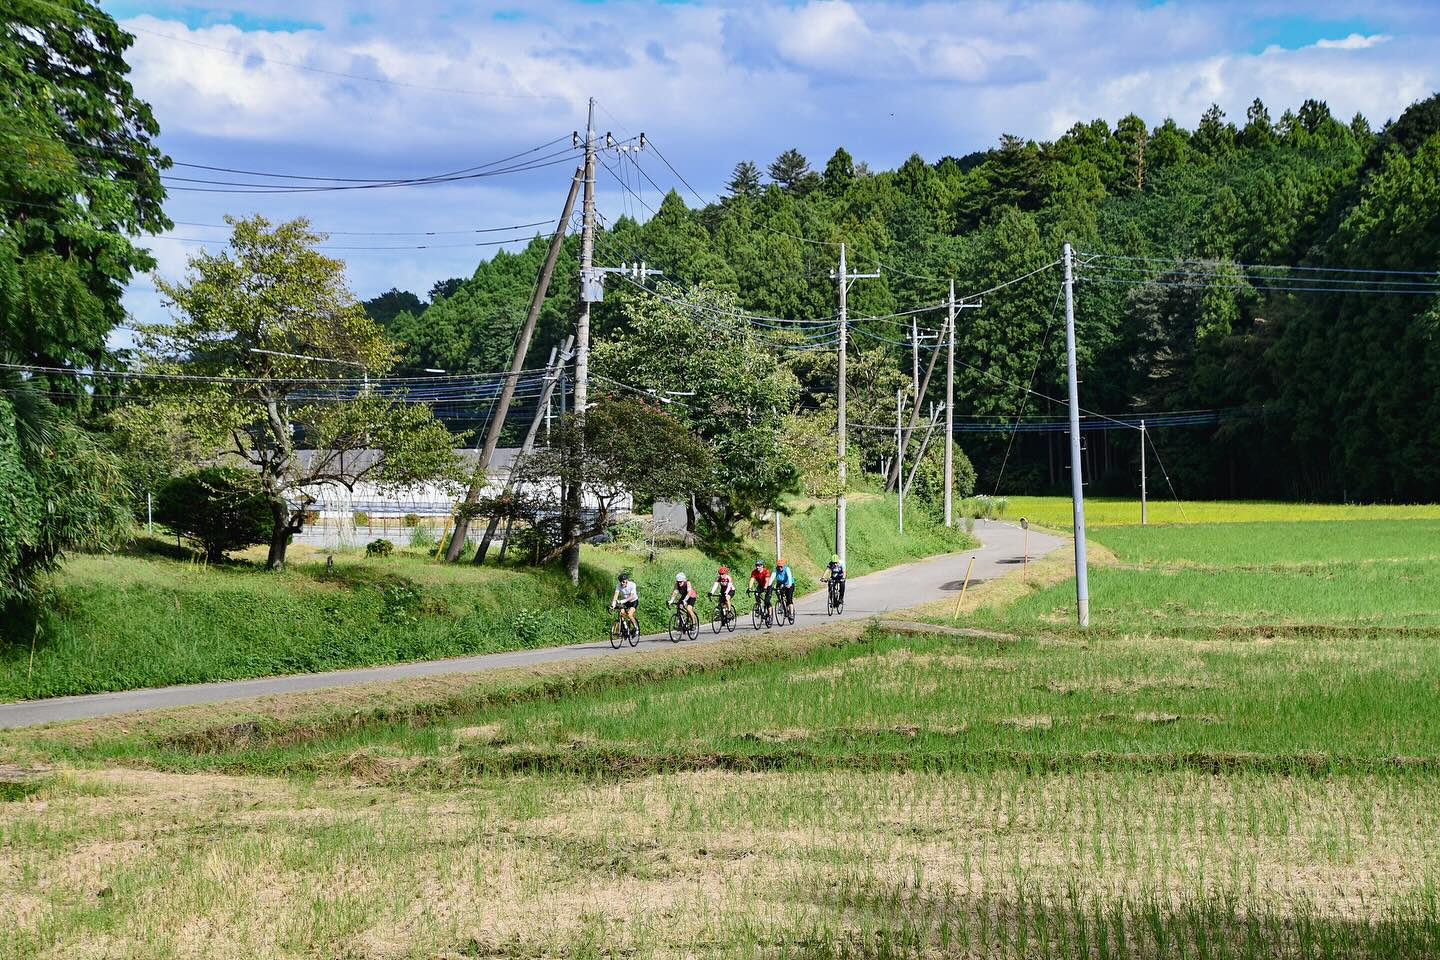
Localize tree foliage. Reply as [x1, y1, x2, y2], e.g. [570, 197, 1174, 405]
[592, 282, 800, 535]
[509, 398, 711, 564]
[382, 92, 1440, 503]
[1, 374, 131, 610]
[143, 215, 463, 569]
[1, 0, 170, 370]
[155, 467, 274, 563]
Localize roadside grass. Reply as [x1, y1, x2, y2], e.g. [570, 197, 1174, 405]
[1004, 495, 1440, 529]
[5, 510, 1440, 957]
[0, 494, 972, 703]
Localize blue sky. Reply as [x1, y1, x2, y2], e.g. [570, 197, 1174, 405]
[104, 0, 1440, 333]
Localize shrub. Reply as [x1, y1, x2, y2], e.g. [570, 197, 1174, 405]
[408, 525, 436, 548]
[365, 538, 394, 558]
[402, 512, 421, 527]
[353, 511, 370, 527]
[908, 439, 977, 507]
[154, 467, 273, 563]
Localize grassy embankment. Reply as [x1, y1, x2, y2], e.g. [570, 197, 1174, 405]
[3, 508, 1439, 957]
[0, 492, 970, 702]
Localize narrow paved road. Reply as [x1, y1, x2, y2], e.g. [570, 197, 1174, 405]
[0, 521, 1063, 730]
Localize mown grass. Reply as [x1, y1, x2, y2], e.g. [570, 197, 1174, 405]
[4, 509, 1439, 957]
[1005, 495, 1440, 529]
[0, 493, 971, 702]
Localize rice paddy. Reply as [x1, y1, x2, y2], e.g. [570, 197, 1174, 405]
[3, 508, 1438, 958]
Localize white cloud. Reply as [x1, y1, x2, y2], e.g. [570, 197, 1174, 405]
[1314, 33, 1392, 50]
[107, 0, 1440, 323]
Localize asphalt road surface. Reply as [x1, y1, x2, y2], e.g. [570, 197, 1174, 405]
[0, 520, 1064, 730]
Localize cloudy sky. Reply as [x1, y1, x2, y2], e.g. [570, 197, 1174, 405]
[105, 0, 1440, 332]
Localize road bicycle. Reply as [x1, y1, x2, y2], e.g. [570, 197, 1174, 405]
[710, 594, 738, 633]
[667, 599, 700, 642]
[774, 585, 796, 626]
[822, 576, 845, 616]
[609, 606, 639, 649]
[747, 587, 774, 630]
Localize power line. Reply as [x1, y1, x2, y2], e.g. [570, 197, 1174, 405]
[144, 233, 547, 252]
[1079, 251, 1440, 278]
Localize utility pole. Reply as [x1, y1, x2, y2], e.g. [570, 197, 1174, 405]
[1062, 242, 1090, 627]
[774, 508, 782, 563]
[562, 97, 599, 584]
[896, 387, 904, 533]
[911, 318, 920, 397]
[446, 167, 583, 561]
[473, 337, 574, 564]
[944, 281, 955, 527]
[1140, 419, 1148, 526]
[831, 243, 879, 566]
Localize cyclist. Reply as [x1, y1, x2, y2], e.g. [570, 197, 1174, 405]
[774, 559, 795, 621]
[709, 565, 737, 617]
[822, 553, 847, 605]
[748, 560, 773, 618]
[668, 571, 698, 628]
[609, 571, 639, 633]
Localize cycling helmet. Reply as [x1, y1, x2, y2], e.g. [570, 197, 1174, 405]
[617, 571, 630, 582]
[830, 554, 840, 564]
[777, 558, 786, 568]
[675, 572, 687, 582]
[754, 560, 764, 569]
[718, 565, 729, 575]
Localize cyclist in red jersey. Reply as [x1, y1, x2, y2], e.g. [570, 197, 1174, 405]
[749, 560, 773, 614]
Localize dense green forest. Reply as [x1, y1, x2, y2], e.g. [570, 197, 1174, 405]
[373, 95, 1440, 503]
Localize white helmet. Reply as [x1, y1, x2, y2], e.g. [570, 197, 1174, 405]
[675, 572, 687, 582]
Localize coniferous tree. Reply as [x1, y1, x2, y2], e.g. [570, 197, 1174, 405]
[768, 148, 812, 189]
[726, 160, 762, 200]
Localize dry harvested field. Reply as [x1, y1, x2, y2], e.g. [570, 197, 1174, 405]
[4, 513, 1439, 958]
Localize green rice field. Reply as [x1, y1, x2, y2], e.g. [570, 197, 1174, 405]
[3, 506, 1438, 958]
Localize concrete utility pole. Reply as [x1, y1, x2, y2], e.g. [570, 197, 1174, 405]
[885, 316, 943, 493]
[896, 387, 904, 533]
[562, 98, 599, 584]
[831, 243, 879, 566]
[937, 287, 981, 520]
[1140, 419, 1148, 526]
[1062, 242, 1091, 627]
[944, 281, 956, 527]
[911, 318, 921, 397]
[446, 167, 583, 561]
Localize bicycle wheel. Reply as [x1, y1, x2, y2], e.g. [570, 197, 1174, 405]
[627, 619, 639, 647]
[711, 603, 722, 634]
[751, 603, 763, 630]
[726, 606, 737, 632]
[835, 588, 844, 615]
[686, 610, 699, 641]
[610, 618, 623, 649]
[668, 608, 683, 643]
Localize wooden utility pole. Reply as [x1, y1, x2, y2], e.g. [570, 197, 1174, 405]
[472, 337, 574, 563]
[445, 167, 583, 561]
[563, 98, 598, 584]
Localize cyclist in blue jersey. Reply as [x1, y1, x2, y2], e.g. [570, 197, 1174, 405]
[773, 559, 796, 620]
